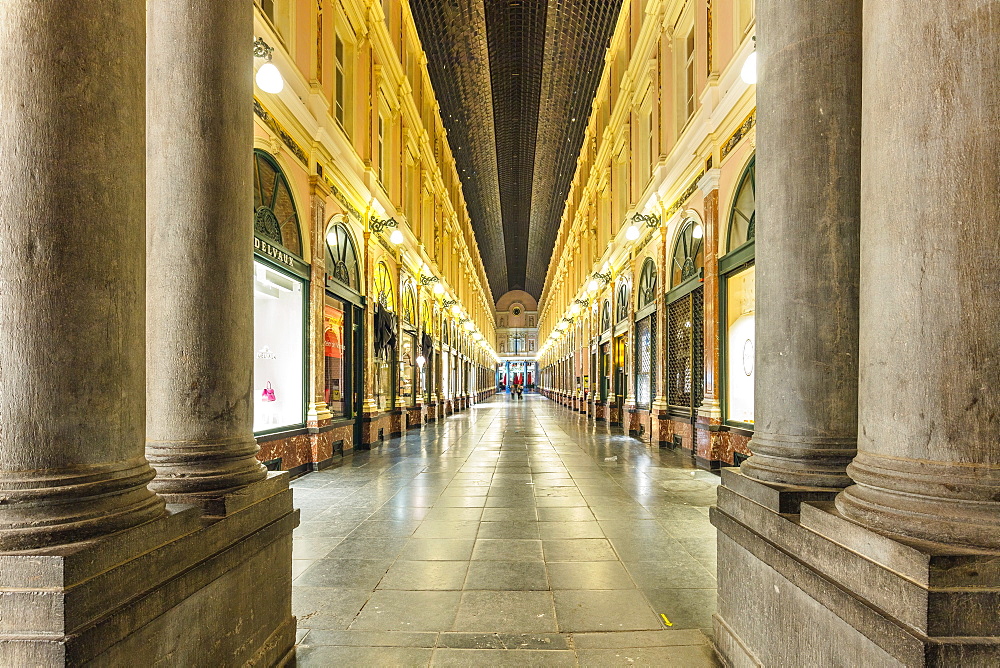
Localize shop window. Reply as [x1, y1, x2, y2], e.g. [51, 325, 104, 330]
[373, 261, 396, 410]
[726, 265, 755, 424]
[254, 260, 305, 432]
[254, 150, 302, 256]
[722, 157, 757, 426]
[324, 298, 349, 418]
[635, 314, 656, 409]
[325, 223, 360, 291]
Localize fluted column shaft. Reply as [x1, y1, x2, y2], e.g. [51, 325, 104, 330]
[836, 0, 1000, 549]
[741, 0, 863, 489]
[146, 0, 266, 500]
[0, 0, 164, 550]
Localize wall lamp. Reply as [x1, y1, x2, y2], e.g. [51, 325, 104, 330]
[253, 38, 284, 94]
[590, 271, 613, 291]
[625, 211, 661, 241]
[371, 216, 404, 244]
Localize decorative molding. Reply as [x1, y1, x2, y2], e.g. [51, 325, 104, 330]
[322, 174, 364, 222]
[253, 98, 309, 166]
[664, 169, 706, 219]
[721, 109, 757, 161]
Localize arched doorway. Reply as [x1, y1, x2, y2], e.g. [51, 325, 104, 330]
[666, 217, 705, 439]
[324, 221, 364, 450]
[634, 258, 658, 410]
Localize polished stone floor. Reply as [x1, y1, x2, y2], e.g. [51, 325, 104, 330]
[291, 394, 720, 666]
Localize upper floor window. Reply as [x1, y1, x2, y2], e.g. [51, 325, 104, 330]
[685, 28, 697, 119]
[377, 114, 386, 184]
[738, 0, 755, 37]
[256, 0, 290, 43]
[335, 35, 346, 127]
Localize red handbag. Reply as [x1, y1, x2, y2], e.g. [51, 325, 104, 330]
[261, 381, 276, 402]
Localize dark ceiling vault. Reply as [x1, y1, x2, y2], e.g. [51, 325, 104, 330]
[411, 0, 622, 300]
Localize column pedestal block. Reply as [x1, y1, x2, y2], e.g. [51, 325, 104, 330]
[712, 469, 1000, 666]
[0, 474, 299, 666]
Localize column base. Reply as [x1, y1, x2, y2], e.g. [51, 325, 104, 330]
[0, 474, 298, 666]
[712, 469, 1000, 666]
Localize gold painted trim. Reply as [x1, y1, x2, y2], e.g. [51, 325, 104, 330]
[721, 109, 756, 161]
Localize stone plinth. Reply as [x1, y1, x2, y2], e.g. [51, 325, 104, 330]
[712, 470, 1000, 666]
[0, 475, 298, 665]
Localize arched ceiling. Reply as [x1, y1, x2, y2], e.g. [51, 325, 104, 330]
[410, 0, 622, 300]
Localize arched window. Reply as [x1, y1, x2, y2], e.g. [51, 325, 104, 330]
[728, 158, 756, 251]
[637, 258, 657, 310]
[615, 283, 630, 322]
[253, 149, 302, 256]
[670, 219, 704, 287]
[325, 223, 360, 291]
[374, 261, 394, 311]
[600, 300, 611, 333]
[402, 284, 416, 326]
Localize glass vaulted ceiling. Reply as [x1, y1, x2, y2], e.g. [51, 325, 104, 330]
[411, 0, 622, 299]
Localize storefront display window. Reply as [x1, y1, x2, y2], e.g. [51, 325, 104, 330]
[722, 157, 756, 426]
[324, 299, 348, 418]
[254, 260, 305, 432]
[401, 334, 415, 406]
[373, 261, 396, 411]
[726, 265, 755, 424]
[635, 316, 654, 409]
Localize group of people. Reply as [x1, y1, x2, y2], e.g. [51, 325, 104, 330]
[498, 380, 526, 399]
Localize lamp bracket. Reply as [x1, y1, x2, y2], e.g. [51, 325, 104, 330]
[370, 216, 399, 234]
[253, 37, 274, 61]
[632, 211, 660, 228]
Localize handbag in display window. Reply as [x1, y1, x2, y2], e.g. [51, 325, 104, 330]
[261, 381, 276, 402]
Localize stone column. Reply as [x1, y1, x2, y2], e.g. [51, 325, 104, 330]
[740, 0, 862, 490]
[146, 0, 267, 502]
[835, 0, 1000, 549]
[0, 0, 165, 551]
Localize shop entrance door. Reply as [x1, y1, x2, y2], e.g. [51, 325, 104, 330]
[613, 334, 627, 406]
